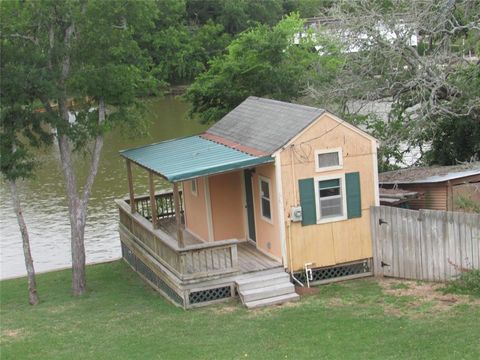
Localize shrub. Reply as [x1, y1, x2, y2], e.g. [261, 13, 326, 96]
[442, 269, 480, 297]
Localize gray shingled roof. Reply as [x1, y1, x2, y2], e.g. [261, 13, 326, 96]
[379, 163, 480, 184]
[206, 97, 325, 154]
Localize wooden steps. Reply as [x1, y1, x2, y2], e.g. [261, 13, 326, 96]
[236, 268, 299, 309]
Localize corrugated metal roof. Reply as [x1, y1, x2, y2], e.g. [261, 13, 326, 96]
[120, 135, 273, 182]
[206, 96, 325, 155]
[379, 163, 480, 184]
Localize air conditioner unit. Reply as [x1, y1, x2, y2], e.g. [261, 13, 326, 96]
[290, 206, 302, 222]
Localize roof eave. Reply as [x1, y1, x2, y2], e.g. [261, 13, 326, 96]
[168, 156, 274, 182]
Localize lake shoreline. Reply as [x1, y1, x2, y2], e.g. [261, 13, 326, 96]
[0, 257, 121, 281]
[0, 96, 206, 280]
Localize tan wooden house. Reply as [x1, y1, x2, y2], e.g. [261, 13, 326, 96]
[117, 97, 379, 309]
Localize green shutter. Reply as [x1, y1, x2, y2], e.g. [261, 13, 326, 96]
[299, 178, 316, 226]
[346, 172, 362, 219]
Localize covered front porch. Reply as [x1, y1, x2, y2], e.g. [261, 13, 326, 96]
[116, 135, 289, 308]
[117, 191, 280, 276]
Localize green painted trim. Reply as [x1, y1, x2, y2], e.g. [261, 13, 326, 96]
[299, 178, 316, 226]
[319, 178, 340, 189]
[346, 172, 362, 219]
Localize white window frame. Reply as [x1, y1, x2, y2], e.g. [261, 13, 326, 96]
[314, 174, 347, 224]
[315, 147, 343, 172]
[259, 176, 273, 224]
[190, 179, 198, 197]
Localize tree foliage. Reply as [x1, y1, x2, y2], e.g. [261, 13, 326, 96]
[1, 0, 158, 295]
[308, 0, 480, 167]
[186, 0, 284, 34]
[0, 17, 56, 305]
[185, 14, 342, 124]
[0, 27, 53, 181]
[144, 0, 335, 85]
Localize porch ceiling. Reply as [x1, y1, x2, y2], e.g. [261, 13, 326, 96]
[120, 135, 273, 182]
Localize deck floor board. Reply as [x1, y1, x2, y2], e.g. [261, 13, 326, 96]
[157, 218, 281, 273]
[158, 218, 202, 246]
[237, 242, 281, 273]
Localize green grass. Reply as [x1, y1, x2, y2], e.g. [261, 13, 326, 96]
[1, 261, 479, 360]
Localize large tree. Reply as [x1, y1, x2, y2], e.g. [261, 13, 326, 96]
[308, 0, 480, 167]
[185, 13, 342, 123]
[0, 35, 54, 305]
[1, 0, 157, 295]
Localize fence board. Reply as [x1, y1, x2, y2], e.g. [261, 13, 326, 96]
[472, 214, 480, 269]
[371, 206, 480, 282]
[384, 207, 394, 277]
[371, 207, 381, 277]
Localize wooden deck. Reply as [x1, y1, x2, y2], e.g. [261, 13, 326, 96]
[237, 242, 281, 273]
[158, 218, 282, 274]
[158, 218, 202, 246]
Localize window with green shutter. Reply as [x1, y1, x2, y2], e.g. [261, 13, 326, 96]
[298, 172, 362, 226]
[313, 175, 347, 223]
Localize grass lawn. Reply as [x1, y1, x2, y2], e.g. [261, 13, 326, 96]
[1, 261, 479, 360]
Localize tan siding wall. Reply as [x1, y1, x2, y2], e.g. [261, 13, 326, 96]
[183, 178, 209, 241]
[280, 113, 376, 271]
[251, 163, 282, 260]
[209, 171, 246, 241]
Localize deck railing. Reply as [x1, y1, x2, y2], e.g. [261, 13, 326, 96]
[127, 190, 184, 221]
[116, 196, 238, 280]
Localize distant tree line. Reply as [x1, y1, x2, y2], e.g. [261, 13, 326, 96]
[144, 0, 333, 85]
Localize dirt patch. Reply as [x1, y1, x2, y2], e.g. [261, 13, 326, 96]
[1, 329, 25, 342]
[245, 299, 302, 317]
[378, 278, 480, 316]
[48, 303, 76, 314]
[295, 286, 319, 296]
[209, 303, 239, 315]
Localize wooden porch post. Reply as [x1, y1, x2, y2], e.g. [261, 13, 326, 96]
[173, 182, 185, 248]
[126, 159, 135, 213]
[149, 171, 158, 229]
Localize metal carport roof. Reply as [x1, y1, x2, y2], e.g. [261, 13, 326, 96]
[120, 135, 273, 182]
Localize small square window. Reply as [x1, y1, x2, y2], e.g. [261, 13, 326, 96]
[315, 148, 343, 172]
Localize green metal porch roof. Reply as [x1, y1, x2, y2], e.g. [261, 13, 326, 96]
[120, 135, 273, 182]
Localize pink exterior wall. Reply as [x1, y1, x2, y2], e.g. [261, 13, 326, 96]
[183, 178, 209, 241]
[251, 163, 282, 261]
[209, 171, 246, 241]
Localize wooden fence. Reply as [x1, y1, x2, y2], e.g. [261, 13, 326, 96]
[371, 206, 480, 281]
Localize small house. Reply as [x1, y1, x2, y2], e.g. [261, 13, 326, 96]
[379, 164, 480, 212]
[117, 97, 379, 309]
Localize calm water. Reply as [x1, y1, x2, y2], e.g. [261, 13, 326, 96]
[0, 97, 206, 279]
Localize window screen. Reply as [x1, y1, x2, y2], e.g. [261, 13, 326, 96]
[260, 179, 271, 220]
[318, 178, 343, 218]
[317, 151, 340, 169]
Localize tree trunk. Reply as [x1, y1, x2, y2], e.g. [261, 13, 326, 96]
[57, 98, 106, 296]
[57, 125, 87, 295]
[9, 179, 39, 305]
